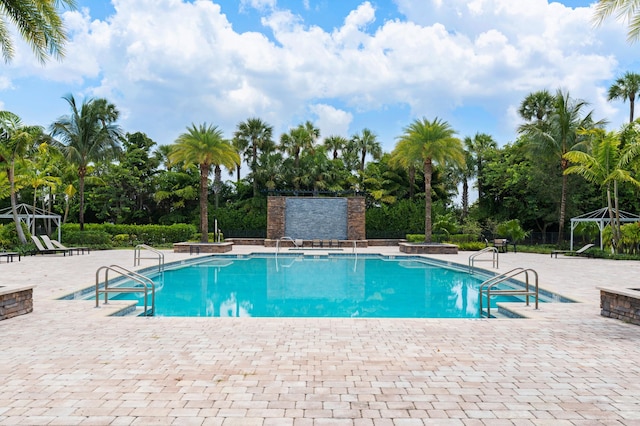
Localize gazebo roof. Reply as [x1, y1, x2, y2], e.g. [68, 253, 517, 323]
[571, 207, 640, 222]
[569, 207, 640, 250]
[0, 203, 61, 220]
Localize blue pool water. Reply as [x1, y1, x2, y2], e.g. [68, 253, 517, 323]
[105, 254, 528, 318]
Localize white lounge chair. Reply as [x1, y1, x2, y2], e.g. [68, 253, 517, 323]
[551, 243, 595, 258]
[31, 235, 70, 256]
[41, 235, 90, 255]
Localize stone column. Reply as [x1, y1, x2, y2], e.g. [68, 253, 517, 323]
[267, 196, 286, 240]
[347, 197, 366, 240]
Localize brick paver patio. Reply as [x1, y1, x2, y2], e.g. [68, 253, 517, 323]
[1, 246, 639, 425]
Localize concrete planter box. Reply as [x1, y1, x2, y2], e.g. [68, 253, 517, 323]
[399, 242, 458, 254]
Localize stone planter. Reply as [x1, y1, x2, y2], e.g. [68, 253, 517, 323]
[599, 287, 640, 326]
[173, 242, 233, 254]
[399, 242, 458, 254]
[0, 285, 34, 320]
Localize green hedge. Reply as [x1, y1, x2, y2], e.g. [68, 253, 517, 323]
[61, 223, 197, 247]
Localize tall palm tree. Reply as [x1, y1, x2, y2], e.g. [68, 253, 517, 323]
[466, 132, 497, 202]
[518, 89, 603, 244]
[0, 0, 76, 63]
[0, 111, 48, 244]
[564, 126, 640, 252]
[593, 0, 640, 43]
[352, 128, 382, 171]
[323, 135, 348, 160]
[608, 71, 640, 123]
[169, 123, 239, 242]
[234, 117, 274, 197]
[50, 94, 123, 230]
[280, 125, 315, 169]
[519, 89, 555, 122]
[391, 117, 465, 243]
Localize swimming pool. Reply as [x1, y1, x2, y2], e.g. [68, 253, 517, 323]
[101, 254, 534, 318]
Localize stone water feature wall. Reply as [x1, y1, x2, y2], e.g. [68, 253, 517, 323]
[267, 196, 365, 241]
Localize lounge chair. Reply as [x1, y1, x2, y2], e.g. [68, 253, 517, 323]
[551, 243, 595, 258]
[30, 235, 70, 256]
[41, 235, 90, 255]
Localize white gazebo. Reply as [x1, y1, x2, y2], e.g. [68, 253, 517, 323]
[570, 207, 640, 250]
[0, 203, 62, 241]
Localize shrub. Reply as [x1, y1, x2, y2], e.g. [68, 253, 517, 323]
[454, 241, 487, 251]
[64, 230, 112, 249]
[60, 223, 197, 246]
[447, 234, 480, 243]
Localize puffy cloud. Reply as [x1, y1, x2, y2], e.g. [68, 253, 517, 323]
[0, 0, 633, 148]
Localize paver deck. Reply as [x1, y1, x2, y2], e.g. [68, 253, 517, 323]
[1, 246, 639, 425]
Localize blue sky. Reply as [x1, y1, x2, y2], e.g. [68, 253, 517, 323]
[1, 0, 637, 158]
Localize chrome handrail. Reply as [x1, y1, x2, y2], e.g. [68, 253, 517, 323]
[468, 246, 498, 273]
[134, 244, 164, 271]
[479, 267, 539, 318]
[95, 264, 156, 316]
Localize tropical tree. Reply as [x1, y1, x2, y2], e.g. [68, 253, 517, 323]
[518, 89, 603, 244]
[607, 71, 640, 123]
[564, 126, 640, 252]
[518, 89, 555, 122]
[593, 0, 640, 43]
[169, 123, 239, 242]
[0, 0, 76, 63]
[474, 133, 497, 203]
[50, 94, 123, 230]
[280, 124, 316, 169]
[323, 135, 348, 160]
[352, 128, 382, 171]
[234, 118, 274, 197]
[0, 111, 49, 244]
[391, 117, 465, 242]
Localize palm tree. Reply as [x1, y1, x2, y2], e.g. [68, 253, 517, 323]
[323, 135, 348, 160]
[564, 126, 640, 252]
[465, 133, 497, 202]
[169, 123, 239, 242]
[0, 111, 49, 244]
[518, 89, 603, 244]
[519, 89, 555, 122]
[50, 94, 123, 230]
[391, 117, 465, 243]
[280, 125, 315, 169]
[352, 128, 382, 171]
[0, 0, 76, 63]
[234, 118, 274, 197]
[608, 71, 640, 123]
[593, 0, 640, 43]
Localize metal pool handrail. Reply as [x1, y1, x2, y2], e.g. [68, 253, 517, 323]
[479, 267, 539, 318]
[468, 246, 498, 273]
[134, 244, 164, 271]
[95, 265, 156, 316]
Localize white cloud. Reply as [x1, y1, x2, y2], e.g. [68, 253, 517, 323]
[0, 0, 633, 148]
[309, 104, 353, 138]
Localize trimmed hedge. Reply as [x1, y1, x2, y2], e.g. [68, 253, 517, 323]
[61, 223, 197, 247]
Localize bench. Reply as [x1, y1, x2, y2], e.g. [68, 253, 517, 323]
[0, 252, 20, 262]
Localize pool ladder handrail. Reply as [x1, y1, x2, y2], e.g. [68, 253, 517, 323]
[134, 244, 164, 272]
[95, 264, 156, 316]
[479, 267, 539, 318]
[468, 246, 499, 273]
